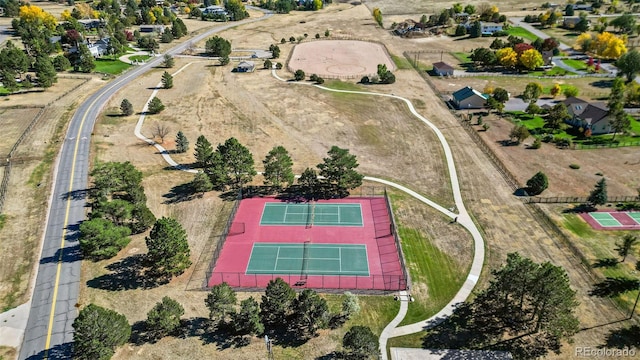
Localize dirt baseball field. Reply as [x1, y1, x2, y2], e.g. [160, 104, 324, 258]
[288, 40, 395, 78]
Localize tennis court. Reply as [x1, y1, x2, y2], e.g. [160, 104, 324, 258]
[246, 243, 370, 276]
[259, 202, 363, 226]
[589, 212, 623, 227]
[628, 212, 640, 223]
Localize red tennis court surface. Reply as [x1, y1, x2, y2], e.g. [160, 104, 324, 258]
[208, 197, 407, 291]
[580, 211, 640, 230]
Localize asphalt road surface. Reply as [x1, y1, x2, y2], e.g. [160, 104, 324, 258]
[18, 10, 272, 360]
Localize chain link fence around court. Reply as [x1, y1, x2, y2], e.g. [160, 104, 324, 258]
[525, 195, 640, 204]
[207, 272, 407, 293]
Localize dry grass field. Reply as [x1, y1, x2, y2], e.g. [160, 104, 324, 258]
[0, 75, 104, 311]
[1, 0, 638, 358]
[81, 3, 636, 358]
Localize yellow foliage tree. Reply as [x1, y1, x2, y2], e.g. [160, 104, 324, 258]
[19, 5, 57, 30]
[491, 5, 499, 14]
[591, 32, 627, 59]
[483, 84, 495, 94]
[520, 49, 544, 70]
[312, 0, 323, 10]
[75, 3, 94, 19]
[60, 9, 73, 21]
[550, 83, 562, 98]
[372, 8, 383, 27]
[148, 11, 157, 25]
[574, 32, 592, 51]
[496, 47, 518, 68]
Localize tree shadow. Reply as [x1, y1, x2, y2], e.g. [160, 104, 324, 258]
[562, 204, 596, 213]
[590, 79, 613, 88]
[40, 244, 82, 264]
[163, 182, 197, 204]
[86, 254, 168, 291]
[603, 325, 640, 349]
[513, 188, 529, 197]
[178, 317, 252, 349]
[589, 277, 640, 297]
[24, 342, 73, 360]
[61, 188, 89, 201]
[316, 352, 341, 360]
[592, 258, 620, 268]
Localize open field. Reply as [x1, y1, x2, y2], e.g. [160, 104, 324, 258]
[1, 0, 638, 358]
[0, 74, 104, 312]
[83, 3, 636, 358]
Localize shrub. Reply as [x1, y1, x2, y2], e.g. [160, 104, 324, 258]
[316, 77, 324, 84]
[542, 134, 554, 143]
[294, 69, 305, 81]
[289, 36, 296, 42]
[531, 137, 542, 149]
[569, 163, 581, 169]
[482, 123, 490, 131]
[526, 171, 549, 195]
[360, 76, 370, 84]
[263, 59, 272, 69]
[310, 74, 318, 82]
[315, 33, 320, 39]
[276, 62, 283, 69]
[281, 38, 286, 43]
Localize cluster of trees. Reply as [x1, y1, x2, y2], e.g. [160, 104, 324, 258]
[190, 136, 363, 199]
[574, 31, 627, 59]
[361, 63, 395, 84]
[259, 0, 326, 13]
[73, 284, 376, 359]
[471, 36, 559, 71]
[205, 35, 231, 64]
[80, 162, 156, 260]
[423, 252, 580, 359]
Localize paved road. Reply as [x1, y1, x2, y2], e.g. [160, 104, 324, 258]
[18, 9, 272, 360]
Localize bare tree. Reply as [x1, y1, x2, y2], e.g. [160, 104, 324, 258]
[152, 122, 170, 143]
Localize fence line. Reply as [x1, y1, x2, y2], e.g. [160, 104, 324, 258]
[525, 195, 639, 204]
[574, 141, 640, 149]
[208, 272, 407, 293]
[384, 188, 410, 290]
[0, 163, 11, 214]
[203, 189, 243, 289]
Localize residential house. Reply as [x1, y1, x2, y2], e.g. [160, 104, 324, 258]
[139, 24, 166, 34]
[563, 97, 613, 134]
[432, 61, 454, 76]
[480, 22, 503, 35]
[563, 16, 590, 29]
[391, 348, 513, 360]
[235, 61, 255, 73]
[452, 86, 488, 109]
[88, 37, 110, 58]
[202, 5, 228, 16]
[77, 19, 105, 30]
[571, 3, 593, 11]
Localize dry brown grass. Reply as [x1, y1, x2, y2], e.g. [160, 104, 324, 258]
[81, 3, 635, 358]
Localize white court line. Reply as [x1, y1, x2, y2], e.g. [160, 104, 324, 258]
[273, 247, 281, 271]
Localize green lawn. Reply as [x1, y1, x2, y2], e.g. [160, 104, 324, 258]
[562, 58, 588, 71]
[506, 26, 540, 42]
[451, 52, 471, 64]
[0, 87, 9, 96]
[391, 54, 413, 70]
[509, 111, 545, 130]
[323, 80, 364, 91]
[129, 55, 151, 62]
[397, 226, 468, 326]
[93, 59, 132, 75]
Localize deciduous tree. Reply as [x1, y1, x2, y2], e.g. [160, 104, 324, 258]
[145, 217, 192, 277]
[496, 47, 518, 68]
[73, 304, 131, 360]
[519, 48, 544, 70]
[509, 124, 530, 144]
[617, 49, 640, 82]
[522, 82, 543, 103]
[372, 7, 383, 27]
[294, 69, 305, 81]
[550, 83, 562, 98]
[152, 122, 170, 143]
[263, 145, 294, 188]
[546, 103, 569, 129]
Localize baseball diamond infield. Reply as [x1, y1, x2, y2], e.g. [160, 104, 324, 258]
[288, 40, 395, 78]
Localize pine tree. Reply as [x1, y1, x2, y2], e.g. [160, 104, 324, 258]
[73, 304, 131, 360]
[588, 178, 608, 206]
[191, 171, 213, 195]
[146, 296, 184, 338]
[78, 43, 96, 73]
[147, 97, 165, 114]
[161, 71, 173, 89]
[34, 55, 57, 88]
[175, 131, 189, 153]
[205, 282, 237, 325]
[263, 145, 294, 188]
[120, 99, 134, 116]
[233, 297, 264, 335]
[260, 278, 296, 329]
[526, 171, 549, 196]
[145, 217, 191, 277]
[194, 135, 213, 168]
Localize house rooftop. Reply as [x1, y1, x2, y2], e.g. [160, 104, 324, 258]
[432, 61, 453, 70]
[579, 103, 609, 124]
[563, 96, 589, 105]
[452, 86, 488, 101]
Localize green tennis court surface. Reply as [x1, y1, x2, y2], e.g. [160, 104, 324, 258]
[246, 243, 369, 276]
[628, 212, 640, 224]
[260, 203, 363, 226]
[590, 213, 622, 227]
